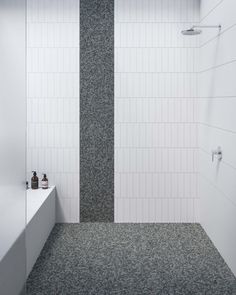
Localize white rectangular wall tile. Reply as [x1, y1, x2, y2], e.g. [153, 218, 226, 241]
[199, 0, 236, 276]
[115, 0, 200, 223]
[27, 0, 80, 222]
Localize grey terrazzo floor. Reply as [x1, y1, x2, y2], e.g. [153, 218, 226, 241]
[26, 223, 236, 295]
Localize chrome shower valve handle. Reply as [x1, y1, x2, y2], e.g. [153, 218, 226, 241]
[212, 146, 222, 162]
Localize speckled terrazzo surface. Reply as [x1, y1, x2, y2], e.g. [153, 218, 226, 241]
[26, 223, 236, 295]
[80, 0, 114, 222]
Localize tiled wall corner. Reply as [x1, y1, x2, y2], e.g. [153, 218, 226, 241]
[199, 0, 236, 276]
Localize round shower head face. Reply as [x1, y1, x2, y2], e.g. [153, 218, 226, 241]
[181, 28, 202, 35]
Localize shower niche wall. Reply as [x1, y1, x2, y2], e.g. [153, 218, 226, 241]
[114, 0, 200, 223]
[27, 0, 80, 223]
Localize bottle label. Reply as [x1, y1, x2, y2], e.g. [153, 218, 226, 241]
[42, 181, 48, 189]
[31, 180, 38, 189]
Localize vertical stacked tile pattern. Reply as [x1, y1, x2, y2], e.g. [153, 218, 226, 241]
[115, 0, 200, 222]
[199, 0, 236, 276]
[80, 0, 114, 222]
[27, 0, 80, 222]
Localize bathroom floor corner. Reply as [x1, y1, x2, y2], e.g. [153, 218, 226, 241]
[26, 223, 236, 295]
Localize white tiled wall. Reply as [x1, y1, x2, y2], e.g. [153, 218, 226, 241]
[115, 0, 200, 222]
[27, 0, 80, 222]
[199, 0, 236, 276]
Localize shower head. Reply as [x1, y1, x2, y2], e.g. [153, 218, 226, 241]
[181, 25, 221, 36]
[181, 28, 202, 35]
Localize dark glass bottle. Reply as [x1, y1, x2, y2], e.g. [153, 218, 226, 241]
[41, 174, 48, 189]
[31, 171, 39, 189]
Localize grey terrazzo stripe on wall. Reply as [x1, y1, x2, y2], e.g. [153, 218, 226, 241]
[80, 0, 114, 222]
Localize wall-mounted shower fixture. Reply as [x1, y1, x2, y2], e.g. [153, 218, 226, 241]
[181, 25, 221, 35]
[212, 146, 222, 162]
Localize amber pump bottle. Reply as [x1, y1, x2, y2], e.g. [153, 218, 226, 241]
[31, 171, 39, 189]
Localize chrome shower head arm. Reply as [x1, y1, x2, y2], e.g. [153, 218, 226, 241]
[191, 25, 221, 30]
